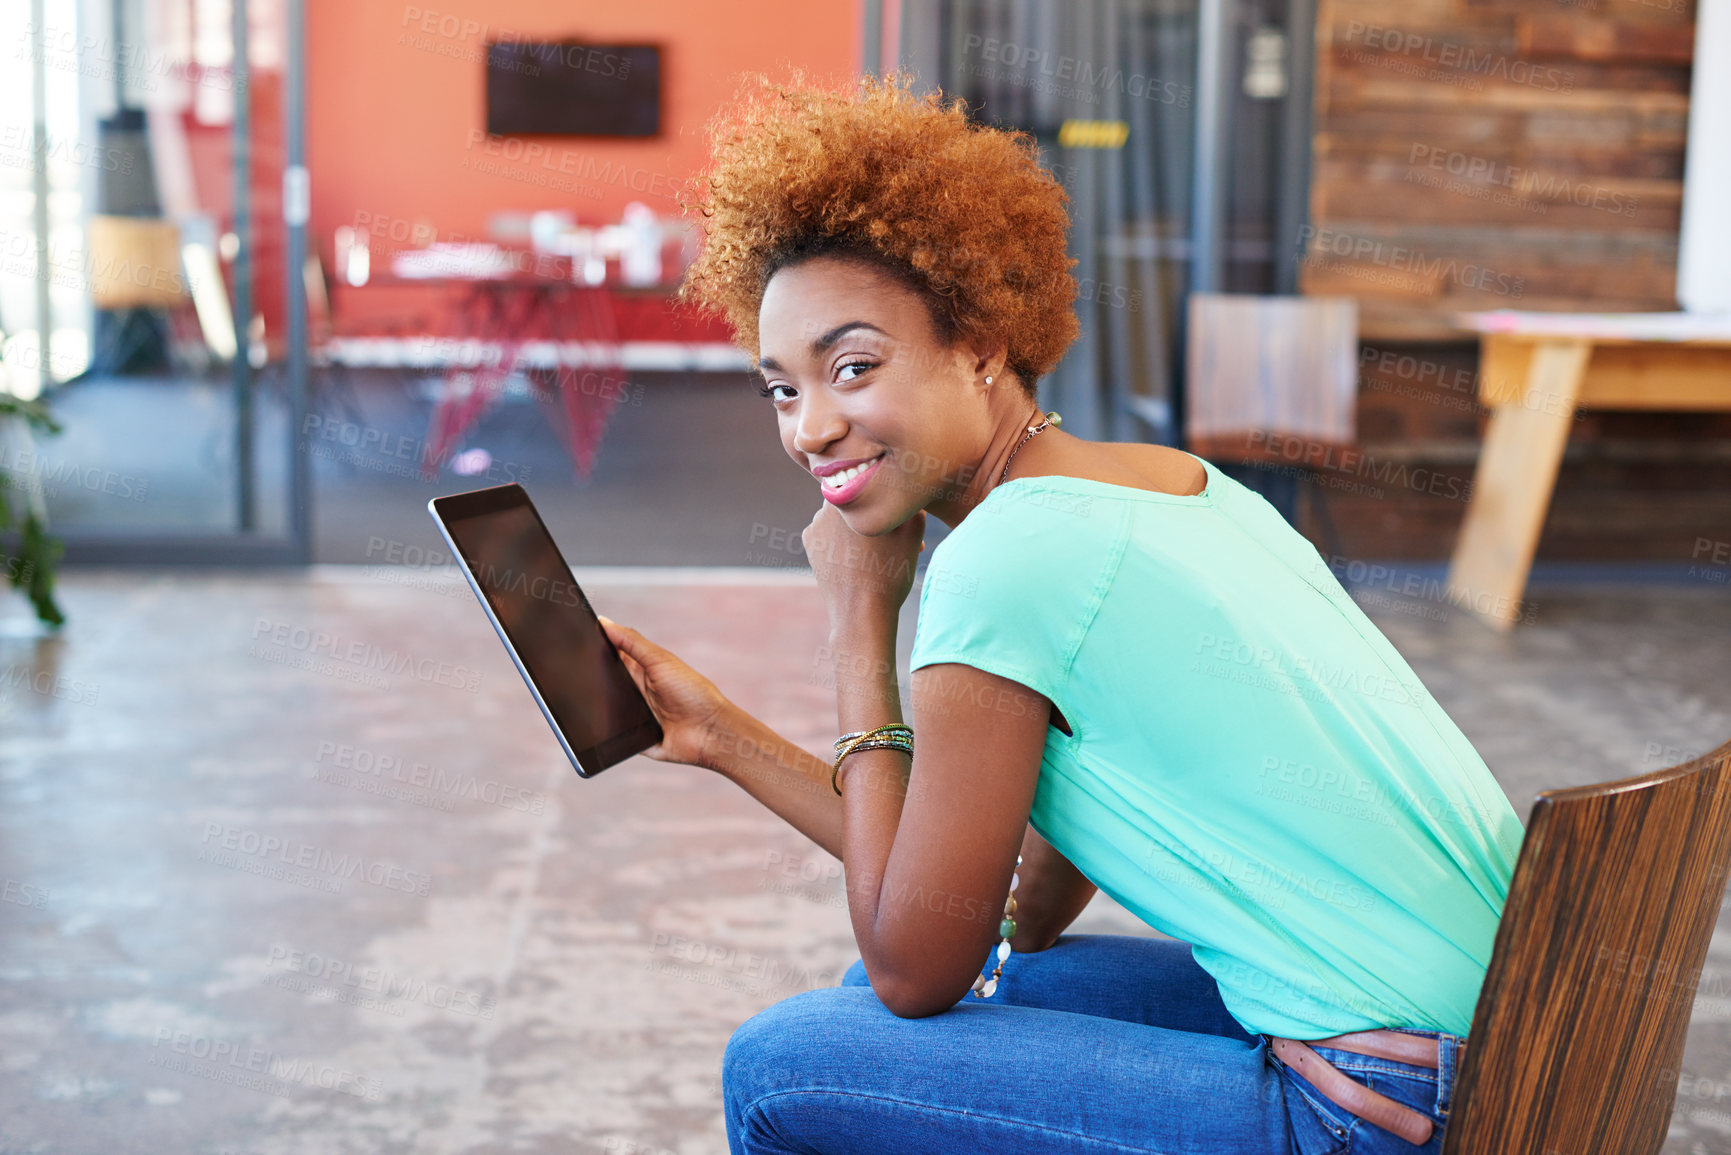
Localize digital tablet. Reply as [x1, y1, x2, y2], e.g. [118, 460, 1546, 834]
[428, 484, 662, 777]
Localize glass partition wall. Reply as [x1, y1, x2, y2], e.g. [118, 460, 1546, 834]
[881, 0, 1314, 447]
[0, 0, 309, 564]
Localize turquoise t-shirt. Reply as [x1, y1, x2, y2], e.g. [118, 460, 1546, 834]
[907, 452, 1525, 1040]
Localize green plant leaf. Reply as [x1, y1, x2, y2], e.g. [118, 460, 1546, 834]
[1, 390, 67, 627]
[0, 394, 63, 436]
[18, 513, 64, 628]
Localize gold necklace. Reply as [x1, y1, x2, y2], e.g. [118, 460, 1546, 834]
[998, 408, 1063, 488]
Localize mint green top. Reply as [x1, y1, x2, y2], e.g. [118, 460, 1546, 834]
[908, 453, 1524, 1040]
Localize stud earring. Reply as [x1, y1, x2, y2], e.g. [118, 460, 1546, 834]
[985, 375, 994, 385]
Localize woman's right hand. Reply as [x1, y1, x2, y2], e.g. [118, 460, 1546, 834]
[597, 615, 733, 768]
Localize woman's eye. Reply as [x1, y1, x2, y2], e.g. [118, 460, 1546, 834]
[757, 383, 795, 403]
[838, 359, 876, 381]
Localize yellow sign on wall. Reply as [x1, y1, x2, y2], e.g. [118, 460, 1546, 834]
[1057, 119, 1130, 149]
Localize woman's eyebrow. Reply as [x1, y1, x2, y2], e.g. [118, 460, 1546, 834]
[757, 322, 890, 374]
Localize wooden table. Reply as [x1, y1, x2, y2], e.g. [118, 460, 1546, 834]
[1446, 311, 1731, 631]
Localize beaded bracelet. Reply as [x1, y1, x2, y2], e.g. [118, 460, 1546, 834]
[840, 733, 915, 758]
[832, 733, 913, 795]
[833, 725, 913, 753]
[832, 724, 914, 796]
[971, 853, 1022, 999]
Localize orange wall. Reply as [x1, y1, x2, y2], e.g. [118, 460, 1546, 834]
[308, 0, 862, 331]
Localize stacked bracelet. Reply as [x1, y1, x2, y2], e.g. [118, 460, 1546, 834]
[831, 724, 913, 796]
[833, 725, 914, 750]
[831, 725, 1022, 1000]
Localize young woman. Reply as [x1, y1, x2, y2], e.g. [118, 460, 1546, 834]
[596, 70, 1524, 1155]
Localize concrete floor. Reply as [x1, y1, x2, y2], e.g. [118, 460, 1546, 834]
[1, 569, 1729, 1154]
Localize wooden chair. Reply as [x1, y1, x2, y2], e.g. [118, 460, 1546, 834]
[1184, 293, 1357, 556]
[84, 214, 189, 374]
[1444, 735, 1731, 1153]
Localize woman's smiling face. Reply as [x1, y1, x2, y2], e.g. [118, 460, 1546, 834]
[756, 254, 1020, 535]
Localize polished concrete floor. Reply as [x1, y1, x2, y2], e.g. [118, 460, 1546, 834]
[1, 569, 1729, 1154]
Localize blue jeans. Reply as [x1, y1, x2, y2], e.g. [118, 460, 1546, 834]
[723, 933, 1457, 1153]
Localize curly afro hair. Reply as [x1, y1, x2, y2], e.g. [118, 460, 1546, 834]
[674, 69, 1080, 396]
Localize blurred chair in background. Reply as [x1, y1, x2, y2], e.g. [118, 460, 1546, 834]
[1185, 293, 1357, 559]
[84, 214, 190, 375]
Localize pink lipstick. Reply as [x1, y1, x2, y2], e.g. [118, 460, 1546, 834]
[818, 453, 885, 505]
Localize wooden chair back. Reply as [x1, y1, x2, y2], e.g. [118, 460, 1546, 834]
[1184, 292, 1358, 465]
[85, 215, 186, 310]
[1445, 736, 1731, 1153]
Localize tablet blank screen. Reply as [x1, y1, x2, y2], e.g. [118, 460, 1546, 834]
[442, 502, 653, 754]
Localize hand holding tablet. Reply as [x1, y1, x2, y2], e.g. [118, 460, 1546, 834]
[595, 615, 737, 769]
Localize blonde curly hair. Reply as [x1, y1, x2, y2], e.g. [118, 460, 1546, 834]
[674, 69, 1080, 395]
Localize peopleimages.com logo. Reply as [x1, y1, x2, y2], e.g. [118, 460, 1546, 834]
[248, 618, 484, 693]
[198, 823, 433, 897]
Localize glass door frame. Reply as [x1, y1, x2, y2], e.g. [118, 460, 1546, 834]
[29, 0, 312, 565]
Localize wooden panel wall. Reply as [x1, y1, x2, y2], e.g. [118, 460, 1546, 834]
[1302, 0, 1696, 339]
[1274, 0, 1731, 573]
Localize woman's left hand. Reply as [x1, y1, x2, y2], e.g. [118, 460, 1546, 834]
[803, 503, 926, 631]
